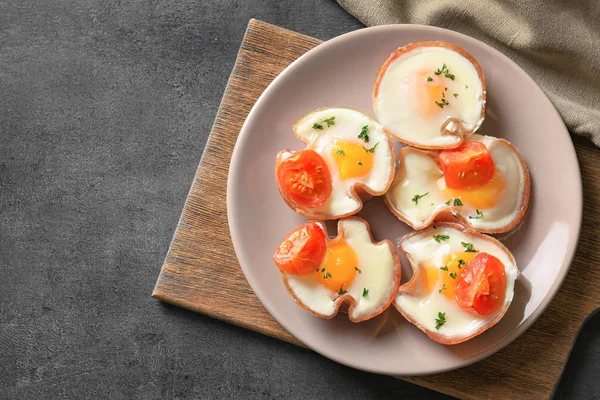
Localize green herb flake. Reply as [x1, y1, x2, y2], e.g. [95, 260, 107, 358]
[363, 142, 379, 153]
[338, 285, 347, 295]
[453, 198, 463, 206]
[469, 209, 484, 220]
[440, 266, 449, 271]
[458, 259, 466, 269]
[465, 84, 469, 89]
[452, 211, 459, 219]
[313, 123, 324, 130]
[358, 125, 370, 143]
[336, 150, 345, 155]
[427, 76, 433, 82]
[449, 272, 458, 279]
[358, 161, 363, 166]
[412, 192, 429, 205]
[445, 199, 453, 205]
[323, 272, 332, 279]
[323, 116, 336, 127]
[453, 93, 459, 98]
[438, 284, 447, 293]
[461, 242, 479, 253]
[433, 234, 450, 243]
[362, 288, 369, 298]
[355, 267, 362, 273]
[435, 312, 447, 330]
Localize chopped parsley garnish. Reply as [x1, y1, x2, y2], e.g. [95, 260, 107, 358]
[435, 312, 446, 330]
[453, 198, 463, 206]
[435, 98, 450, 108]
[355, 267, 362, 273]
[445, 199, 452, 205]
[336, 150, 345, 155]
[457, 259, 466, 269]
[357, 161, 363, 166]
[412, 192, 429, 205]
[438, 283, 447, 293]
[444, 87, 448, 91]
[313, 123, 323, 130]
[465, 85, 469, 89]
[434, 64, 445, 75]
[363, 142, 379, 153]
[440, 266, 449, 271]
[337, 285, 347, 295]
[362, 288, 369, 298]
[461, 242, 479, 253]
[321, 268, 325, 272]
[453, 93, 459, 98]
[323, 271, 332, 279]
[427, 76, 433, 82]
[358, 125, 370, 142]
[434, 63, 455, 80]
[433, 234, 450, 243]
[469, 209, 484, 219]
[449, 272, 458, 279]
[323, 116, 336, 127]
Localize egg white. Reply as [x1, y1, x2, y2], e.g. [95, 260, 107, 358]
[374, 44, 485, 148]
[395, 225, 518, 341]
[285, 219, 398, 321]
[384, 134, 529, 233]
[293, 108, 394, 217]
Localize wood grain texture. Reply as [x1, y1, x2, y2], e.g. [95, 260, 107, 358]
[153, 19, 600, 400]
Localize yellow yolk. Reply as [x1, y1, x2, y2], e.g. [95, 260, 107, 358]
[315, 239, 358, 293]
[408, 70, 446, 118]
[332, 141, 374, 180]
[422, 251, 477, 300]
[442, 171, 506, 210]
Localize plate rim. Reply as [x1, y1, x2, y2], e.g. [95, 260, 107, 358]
[227, 23, 583, 376]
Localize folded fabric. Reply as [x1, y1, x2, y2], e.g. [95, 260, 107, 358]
[337, 0, 600, 146]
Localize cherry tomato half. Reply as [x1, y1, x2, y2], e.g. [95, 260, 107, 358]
[455, 252, 506, 316]
[273, 221, 327, 276]
[276, 150, 332, 208]
[439, 142, 495, 189]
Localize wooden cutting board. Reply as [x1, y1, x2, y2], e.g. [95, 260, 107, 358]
[153, 19, 600, 400]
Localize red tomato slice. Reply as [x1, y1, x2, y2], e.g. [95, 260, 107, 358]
[273, 221, 327, 276]
[276, 150, 332, 208]
[455, 252, 506, 316]
[439, 142, 495, 189]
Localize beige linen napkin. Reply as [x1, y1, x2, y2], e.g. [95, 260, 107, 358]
[338, 0, 600, 145]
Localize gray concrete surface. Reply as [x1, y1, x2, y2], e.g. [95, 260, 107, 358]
[0, 0, 598, 398]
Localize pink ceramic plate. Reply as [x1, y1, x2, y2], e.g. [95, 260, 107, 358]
[227, 25, 582, 375]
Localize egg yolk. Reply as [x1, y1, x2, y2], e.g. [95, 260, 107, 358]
[423, 251, 478, 300]
[442, 171, 506, 210]
[332, 141, 374, 180]
[315, 240, 358, 293]
[408, 70, 447, 118]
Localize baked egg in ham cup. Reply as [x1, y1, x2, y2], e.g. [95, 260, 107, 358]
[373, 42, 486, 149]
[384, 134, 530, 234]
[395, 223, 518, 345]
[275, 108, 395, 220]
[273, 217, 401, 322]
